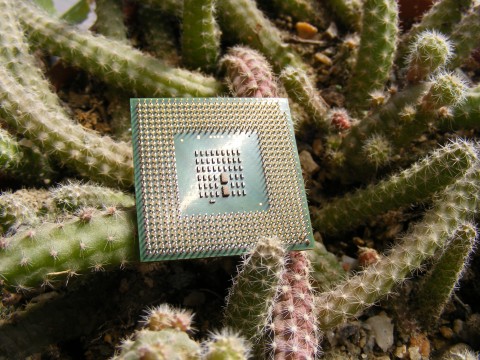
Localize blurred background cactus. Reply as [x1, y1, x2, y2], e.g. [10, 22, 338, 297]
[1, 0, 480, 358]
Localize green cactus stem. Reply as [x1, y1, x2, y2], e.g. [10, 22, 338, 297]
[346, 0, 399, 111]
[216, 0, 306, 73]
[446, 89, 480, 130]
[221, 46, 278, 98]
[15, 0, 221, 98]
[448, 5, 480, 69]
[93, 0, 128, 42]
[414, 222, 477, 329]
[115, 329, 201, 360]
[0, 64, 134, 188]
[0, 128, 54, 184]
[312, 139, 477, 235]
[203, 329, 251, 360]
[0, 208, 137, 290]
[223, 236, 286, 357]
[182, 0, 220, 72]
[0, 0, 66, 115]
[0, 189, 51, 233]
[51, 181, 135, 212]
[316, 165, 480, 330]
[279, 67, 330, 131]
[270, 251, 318, 360]
[142, 304, 194, 333]
[405, 30, 453, 83]
[397, 0, 473, 67]
[324, 0, 362, 31]
[308, 242, 346, 291]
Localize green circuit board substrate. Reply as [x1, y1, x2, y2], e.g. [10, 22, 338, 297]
[131, 98, 314, 261]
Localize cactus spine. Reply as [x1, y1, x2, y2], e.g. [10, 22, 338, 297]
[182, 0, 220, 72]
[448, 5, 480, 69]
[221, 46, 278, 98]
[270, 251, 318, 360]
[414, 222, 477, 329]
[52, 182, 135, 212]
[316, 165, 480, 330]
[397, 0, 473, 66]
[279, 67, 330, 131]
[16, 0, 221, 98]
[405, 30, 453, 83]
[224, 237, 285, 357]
[203, 329, 251, 360]
[0, 208, 136, 289]
[313, 140, 478, 235]
[346, 0, 399, 111]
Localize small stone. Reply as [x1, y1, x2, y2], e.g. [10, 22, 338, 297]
[312, 138, 323, 157]
[394, 345, 407, 358]
[366, 312, 394, 352]
[408, 346, 422, 360]
[453, 319, 464, 335]
[358, 247, 380, 267]
[324, 22, 339, 39]
[439, 326, 454, 339]
[299, 150, 320, 175]
[296, 22, 318, 39]
[409, 333, 430, 358]
[314, 52, 333, 66]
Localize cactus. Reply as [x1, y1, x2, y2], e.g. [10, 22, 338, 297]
[221, 46, 278, 98]
[405, 30, 453, 83]
[312, 139, 478, 235]
[182, 0, 220, 72]
[324, 0, 362, 31]
[15, 0, 221, 98]
[279, 67, 330, 131]
[308, 242, 346, 291]
[203, 329, 251, 360]
[346, 0, 399, 111]
[269, 251, 318, 360]
[51, 181, 135, 212]
[414, 222, 477, 329]
[224, 236, 286, 357]
[0, 128, 55, 184]
[316, 165, 480, 330]
[0, 189, 51, 233]
[93, 0, 128, 42]
[0, 208, 136, 289]
[397, 0, 473, 66]
[448, 4, 480, 69]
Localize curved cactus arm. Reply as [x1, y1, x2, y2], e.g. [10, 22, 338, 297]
[15, 0, 222, 98]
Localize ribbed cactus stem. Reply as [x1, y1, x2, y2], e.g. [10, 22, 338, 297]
[313, 140, 477, 235]
[415, 222, 477, 329]
[397, 0, 473, 66]
[182, 0, 220, 72]
[216, 0, 306, 72]
[324, 0, 362, 31]
[114, 329, 201, 360]
[0, 189, 50, 233]
[221, 46, 278, 98]
[0, 0, 66, 115]
[224, 237, 286, 356]
[16, 0, 221, 97]
[0, 128, 54, 183]
[308, 242, 346, 291]
[316, 165, 480, 330]
[94, 0, 128, 42]
[0, 64, 134, 188]
[346, 0, 399, 111]
[0, 208, 137, 289]
[51, 181, 135, 212]
[270, 251, 318, 360]
[448, 5, 480, 69]
[203, 329, 251, 360]
[279, 67, 330, 131]
[406, 30, 453, 83]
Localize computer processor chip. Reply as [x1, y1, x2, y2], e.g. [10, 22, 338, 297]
[131, 98, 314, 261]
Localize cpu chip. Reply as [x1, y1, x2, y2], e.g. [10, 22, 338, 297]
[131, 98, 314, 261]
